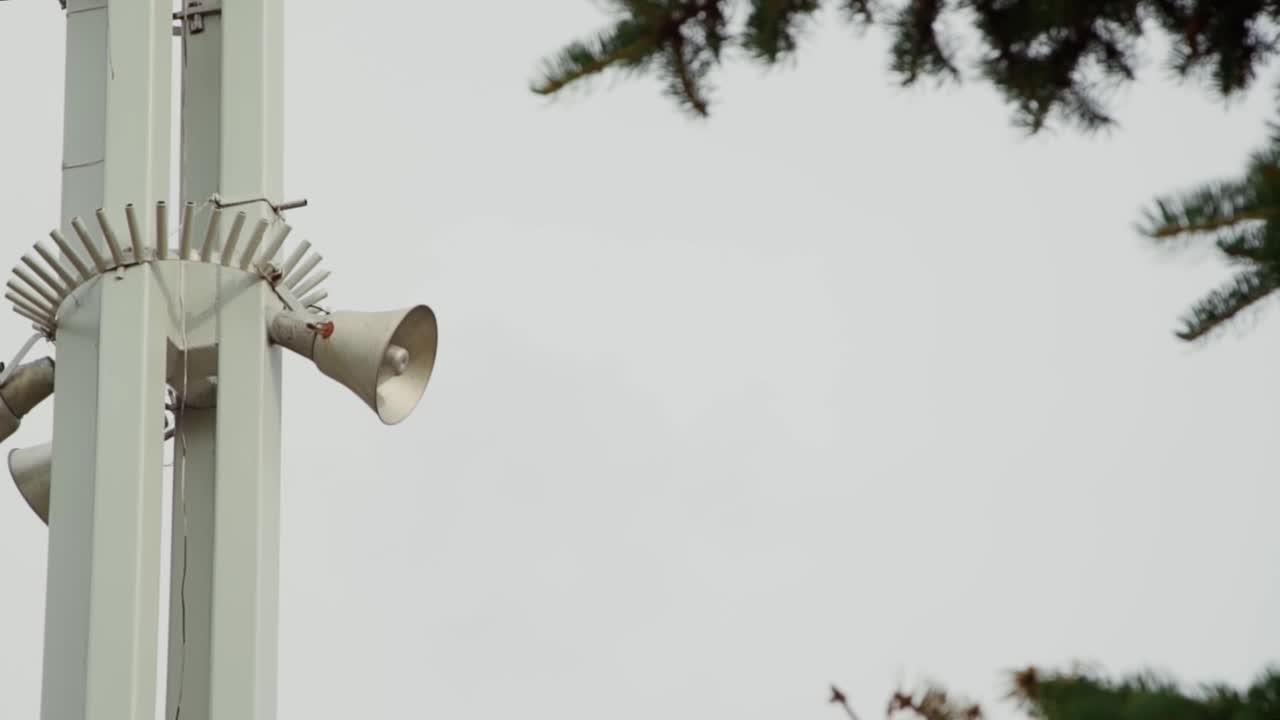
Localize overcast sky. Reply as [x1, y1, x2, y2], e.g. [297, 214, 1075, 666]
[1, 3, 1278, 719]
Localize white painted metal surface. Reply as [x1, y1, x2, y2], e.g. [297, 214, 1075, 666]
[166, 1, 286, 718]
[10, 3, 436, 719]
[208, 4, 286, 715]
[41, 2, 171, 720]
[166, 407, 216, 719]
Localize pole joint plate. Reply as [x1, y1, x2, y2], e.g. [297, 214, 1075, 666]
[172, 0, 222, 36]
[10, 201, 333, 337]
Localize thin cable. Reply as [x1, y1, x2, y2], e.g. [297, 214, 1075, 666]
[0, 332, 45, 386]
[174, 7, 191, 718]
[173, 249, 191, 720]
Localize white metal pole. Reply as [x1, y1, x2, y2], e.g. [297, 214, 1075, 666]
[165, 4, 221, 718]
[166, 407, 216, 719]
[209, 2, 286, 715]
[41, 1, 172, 719]
[166, 1, 286, 718]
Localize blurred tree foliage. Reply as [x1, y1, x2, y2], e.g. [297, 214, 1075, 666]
[535, 2, 1280, 340]
[1139, 124, 1280, 340]
[830, 666, 1280, 720]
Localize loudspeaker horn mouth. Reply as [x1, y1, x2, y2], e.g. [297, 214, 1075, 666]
[371, 305, 437, 425]
[9, 442, 51, 525]
[269, 305, 438, 425]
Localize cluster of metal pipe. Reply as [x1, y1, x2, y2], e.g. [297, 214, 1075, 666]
[6, 200, 332, 334]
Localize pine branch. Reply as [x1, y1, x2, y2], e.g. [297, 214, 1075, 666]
[536, 1, 1280, 135]
[887, 686, 981, 720]
[889, 0, 959, 85]
[742, 0, 822, 63]
[1138, 181, 1263, 239]
[662, 30, 714, 115]
[970, 1, 1143, 132]
[841, 0, 875, 25]
[538, 2, 1280, 345]
[831, 668, 1280, 720]
[531, 17, 666, 97]
[1138, 129, 1280, 340]
[1150, 0, 1277, 96]
[1214, 223, 1271, 263]
[1058, 84, 1117, 132]
[1176, 267, 1276, 341]
[1007, 665, 1280, 720]
[531, 0, 729, 115]
[698, 0, 730, 58]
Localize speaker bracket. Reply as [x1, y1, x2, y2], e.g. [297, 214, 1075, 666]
[266, 268, 307, 313]
[172, 0, 222, 36]
[8, 201, 333, 337]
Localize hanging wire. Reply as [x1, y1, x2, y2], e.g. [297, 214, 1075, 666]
[173, 248, 190, 720]
[0, 332, 46, 386]
[173, 6, 192, 718]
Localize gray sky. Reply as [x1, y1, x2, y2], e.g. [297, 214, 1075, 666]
[1, 2, 1278, 719]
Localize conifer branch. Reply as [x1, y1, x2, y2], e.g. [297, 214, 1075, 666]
[889, 0, 958, 85]
[1176, 268, 1276, 341]
[1138, 181, 1262, 239]
[1138, 130, 1280, 340]
[836, 666, 1280, 720]
[1214, 224, 1270, 263]
[887, 686, 981, 720]
[742, 0, 822, 63]
[531, 15, 665, 97]
[841, 0, 875, 25]
[1151, 0, 1276, 96]
[971, 2, 1142, 132]
[1004, 664, 1280, 720]
[663, 31, 712, 115]
[538, 2, 1280, 344]
[537, 2, 1280, 132]
[531, 0, 728, 116]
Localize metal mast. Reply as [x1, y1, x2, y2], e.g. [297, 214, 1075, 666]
[42, 2, 172, 718]
[0, 2, 440, 719]
[166, 1, 286, 718]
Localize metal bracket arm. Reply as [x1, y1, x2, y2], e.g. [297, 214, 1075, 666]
[172, 0, 221, 35]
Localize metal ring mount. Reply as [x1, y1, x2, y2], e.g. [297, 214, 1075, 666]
[7, 201, 332, 336]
